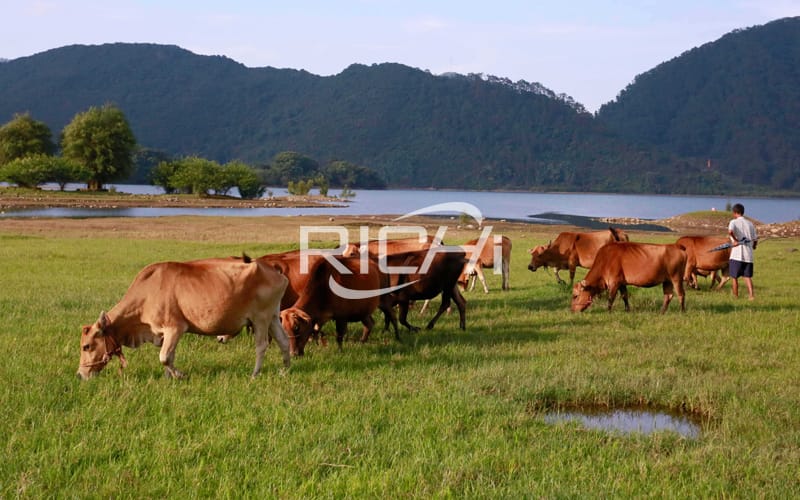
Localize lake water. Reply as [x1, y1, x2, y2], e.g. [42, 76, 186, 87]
[2, 183, 799, 224]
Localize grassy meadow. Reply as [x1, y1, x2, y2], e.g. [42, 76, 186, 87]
[1, 216, 799, 497]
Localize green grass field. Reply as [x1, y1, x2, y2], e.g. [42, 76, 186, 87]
[1, 220, 799, 497]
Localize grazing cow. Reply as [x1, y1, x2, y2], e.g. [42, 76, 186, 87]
[459, 235, 512, 293]
[77, 256, 290, 380]
[571, 242, 687, 313]
[528, 227, 628, 285]
[281, 256, 398, 356]
[383, 248, 467, 331]
[675, 236, 731, 290]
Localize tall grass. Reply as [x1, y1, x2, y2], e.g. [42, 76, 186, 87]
[1, 226, 799, 497]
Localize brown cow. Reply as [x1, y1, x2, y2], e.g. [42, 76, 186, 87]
[281, 256, 398, 356]
[459, 235, 512, 293]
[216, 249, 323, 343]
[77, 256, 290, 380]
[528, 227, 628, 285]
[342, 235, 439, 258]
[383, 248, 467, 331]
[675, 236, 731, 290]
[571, 242, 686, 313]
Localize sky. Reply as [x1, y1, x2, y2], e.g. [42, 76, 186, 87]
[2, 1, 798, 112]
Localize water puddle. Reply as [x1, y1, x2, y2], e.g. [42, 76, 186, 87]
[544, 407, 702, 439]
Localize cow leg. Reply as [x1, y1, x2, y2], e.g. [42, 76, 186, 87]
[252, 323, 268, 377]
[359, 314, 375, 343]
[502, 259, 510, 290]
[452, 286, 467, 330]
[419, 300, 430, 315]
[379, 299, 401, 341]
[158, 327, 185, 379]
[467, 272, 477, 292]
[399, 301, 420, 332]
[569, 265, 577, 287]
[661, 281, 675, 313]
[606, 283, 620, 311]
[553, 268, 566, 285]
[619, 284, 630, 311]
[335, 319, 348, 350]
[426, 295, 451, 330]
[714, 274, 731, 291]
[476, 266, 489, 294]
[267, 312, 291, 371]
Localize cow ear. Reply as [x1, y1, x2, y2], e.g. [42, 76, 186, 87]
[97, 311, 110, 331]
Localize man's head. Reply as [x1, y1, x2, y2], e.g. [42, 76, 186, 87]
[732, 203, 745, 216]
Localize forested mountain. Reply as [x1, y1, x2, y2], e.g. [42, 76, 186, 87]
[598, 17, 800, 191]
[1, 18, 796, 194]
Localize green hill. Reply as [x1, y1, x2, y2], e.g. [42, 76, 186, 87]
[3, 21, 796, 195]
[597, 17, 800, 191]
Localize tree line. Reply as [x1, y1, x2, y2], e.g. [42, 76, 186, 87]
[0, 107, 387, 197]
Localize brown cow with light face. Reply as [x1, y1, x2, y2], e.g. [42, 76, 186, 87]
[571, 242, 686, 313]
[78, 256, 290, 380]
[675, 236, 731, 290]
[528, 228, 628, 285]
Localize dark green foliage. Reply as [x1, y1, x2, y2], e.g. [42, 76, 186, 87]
[60, 104, 137, 191]
[598, 17, 800, 191]
[0, 113, 56, 165]
[152, 156, 266, 198]
[0, 154, 87, 189]
[323, 160, 386, 188]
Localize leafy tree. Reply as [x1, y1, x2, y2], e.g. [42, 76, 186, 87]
[0, 154, 86, 189]
[60, 104, 137, 191]
[46, 157, 90, 190]
[0, 113, 56, 166]
[271, 151, 319, 184]
[167, 157, 221, 195]
[323, 160, 386, 188]
[222, 161, 265, 199]
[0, 155, 50, 188]
[151, 160, 180, 194]
[287, 179, 313, 195]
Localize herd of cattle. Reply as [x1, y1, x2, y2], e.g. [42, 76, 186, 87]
[77, 228, 731, 380]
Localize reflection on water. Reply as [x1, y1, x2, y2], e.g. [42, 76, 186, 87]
[544, 408, 702, 439]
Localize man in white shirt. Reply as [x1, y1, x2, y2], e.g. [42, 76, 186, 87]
[727, 203, 758, 300]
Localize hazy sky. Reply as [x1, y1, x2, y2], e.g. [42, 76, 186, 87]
[2, 1, 798, 112]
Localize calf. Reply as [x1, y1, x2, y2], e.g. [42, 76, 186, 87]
[281, 256, 398, 356]
[676, 236, 731, 290]
[459, 235, 512, 293]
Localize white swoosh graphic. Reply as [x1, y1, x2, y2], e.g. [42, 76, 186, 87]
[392, 202, 484, 226]
[328, 276, 419, 299]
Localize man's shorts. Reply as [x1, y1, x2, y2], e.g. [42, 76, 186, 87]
[729, 259, 753, 278]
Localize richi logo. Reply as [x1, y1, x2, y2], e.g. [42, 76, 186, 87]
[299, 202, 504, 299]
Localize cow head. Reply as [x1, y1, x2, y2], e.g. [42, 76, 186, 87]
[527, 244, 547, 271]
[571, 280, 595, 312]
[77, 311, 126, 380]
[280, 308, 314, 356]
